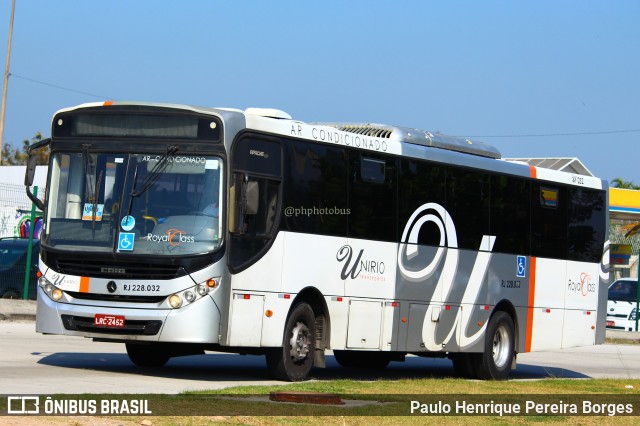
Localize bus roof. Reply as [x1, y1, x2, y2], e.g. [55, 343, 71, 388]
[52, 101, 605, 190]
[317, 123, 501, 159]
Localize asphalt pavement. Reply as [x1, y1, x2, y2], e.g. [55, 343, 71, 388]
[1, 298, 639, 343]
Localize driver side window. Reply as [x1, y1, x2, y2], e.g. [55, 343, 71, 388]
[229, 136, 282, 272]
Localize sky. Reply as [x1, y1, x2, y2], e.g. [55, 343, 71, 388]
[0, 0, 638, 183]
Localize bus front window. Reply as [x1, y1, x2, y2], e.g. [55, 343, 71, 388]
[44, 152, 224, 256]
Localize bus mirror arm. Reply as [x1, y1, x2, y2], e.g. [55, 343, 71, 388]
[24, 138, 50, 211]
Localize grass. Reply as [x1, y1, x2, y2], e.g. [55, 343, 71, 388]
[100, 378, 640, 425]
[4, 379, 638, 425]
[187, 377, 640, 395]
[606, 337, 640, 345]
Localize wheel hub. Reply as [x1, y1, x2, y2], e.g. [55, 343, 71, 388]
[492, 325, 510, 368]
[289, 321, 310, 362]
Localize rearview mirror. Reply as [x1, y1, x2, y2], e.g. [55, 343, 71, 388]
[24, 138, 50, 212]
[24, 153, 39, 187]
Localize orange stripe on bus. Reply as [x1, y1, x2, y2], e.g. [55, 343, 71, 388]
[525, 257, 536, 352]
[529, 166, 537, 179]
[79, 276, 90, 293]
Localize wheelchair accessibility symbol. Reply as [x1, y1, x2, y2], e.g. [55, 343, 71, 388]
[516, 256, 526, 278]
[118, 232, 135, 251]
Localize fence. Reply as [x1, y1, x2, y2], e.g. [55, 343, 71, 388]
[0, 183, 44, 300]
[0, 183, 44, 239]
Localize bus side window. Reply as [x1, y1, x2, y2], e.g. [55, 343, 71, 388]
[531, 183, 567, 259]
[446, 168, 490, 250]
[361, 157, 385, 184]
[348, 152, 397, 242]
[228, 136, 283, 271]
[567, 187, 606, 262]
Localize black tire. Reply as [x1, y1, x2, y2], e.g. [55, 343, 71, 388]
[474, 311, 515, 380]
[333, 350, 391, 370]
[2, 289, 20, 299]
[451, 353, 479, 379]
[266, 302, 316, 381]
[125, 343, 171, 368]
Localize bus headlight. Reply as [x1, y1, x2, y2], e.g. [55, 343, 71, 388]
[184, 290, 196, 303]
[38, 276, 64, 301]
[51, 288, 63, 301]
[197, 284, 208, 296]
[168, 294, 183, 309]
[167, 277, 220, 309]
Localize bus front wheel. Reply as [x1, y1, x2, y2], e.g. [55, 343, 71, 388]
[125, 343, 171, 368]
[266, 302, 316, 381]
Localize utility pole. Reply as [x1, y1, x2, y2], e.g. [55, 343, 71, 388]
[0, 0, 16, 165]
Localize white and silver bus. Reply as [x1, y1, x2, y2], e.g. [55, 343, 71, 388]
[25, 101, 609, 381]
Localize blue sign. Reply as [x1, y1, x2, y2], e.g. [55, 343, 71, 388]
[516, 256, 526, 278]
[118, 232, 135, 252]
[121, 215, 136, 231]
[82, 203, 104, 221]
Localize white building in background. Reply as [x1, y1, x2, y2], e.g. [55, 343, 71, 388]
[0, 165, 48, 187]
[504, 157, 594, 177]
[0, 166, 47, 238]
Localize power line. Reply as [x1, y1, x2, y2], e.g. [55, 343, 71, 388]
[8, 73, 640, 140]
[10, 73, 112, 100]
[458, 129, 640, 138]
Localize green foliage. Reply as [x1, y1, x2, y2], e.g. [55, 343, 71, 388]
[1, 132, 49, 165]
[611, 177, 640, 190]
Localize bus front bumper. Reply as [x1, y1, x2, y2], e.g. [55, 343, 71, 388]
[35, 287, 221, 343]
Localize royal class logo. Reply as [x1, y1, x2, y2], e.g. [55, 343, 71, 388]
[336, 245, 386, 281]
[146, 228, 195, 246]
[567, 272, 596, 296]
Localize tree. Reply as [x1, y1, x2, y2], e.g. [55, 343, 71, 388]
[0, 132, 49, 165]
[611, 177, 640, 190]
[23, 132, 49, 165]
[611, 177, 640, 237]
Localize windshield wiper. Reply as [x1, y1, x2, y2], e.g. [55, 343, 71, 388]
[81, 144, 104, 228]
[130, 146, 178, 198]
[82, 144, 94, 201]
[125, 146, 178, 217]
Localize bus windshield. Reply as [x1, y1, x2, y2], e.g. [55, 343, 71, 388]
[44, 151, 223, 256]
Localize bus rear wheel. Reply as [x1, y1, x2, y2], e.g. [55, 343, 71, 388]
[125, 343, 171, 368]
[474, 311, 515, 380]
[266, 302, 316, 381]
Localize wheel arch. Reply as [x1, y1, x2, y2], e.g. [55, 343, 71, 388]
[290, 286, 331, 351]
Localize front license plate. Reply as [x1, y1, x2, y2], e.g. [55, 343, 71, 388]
[606, 320, 615, 327]
[94, 314, 125, 328]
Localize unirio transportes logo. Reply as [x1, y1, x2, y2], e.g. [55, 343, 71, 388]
[336, 245, 386, 281]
